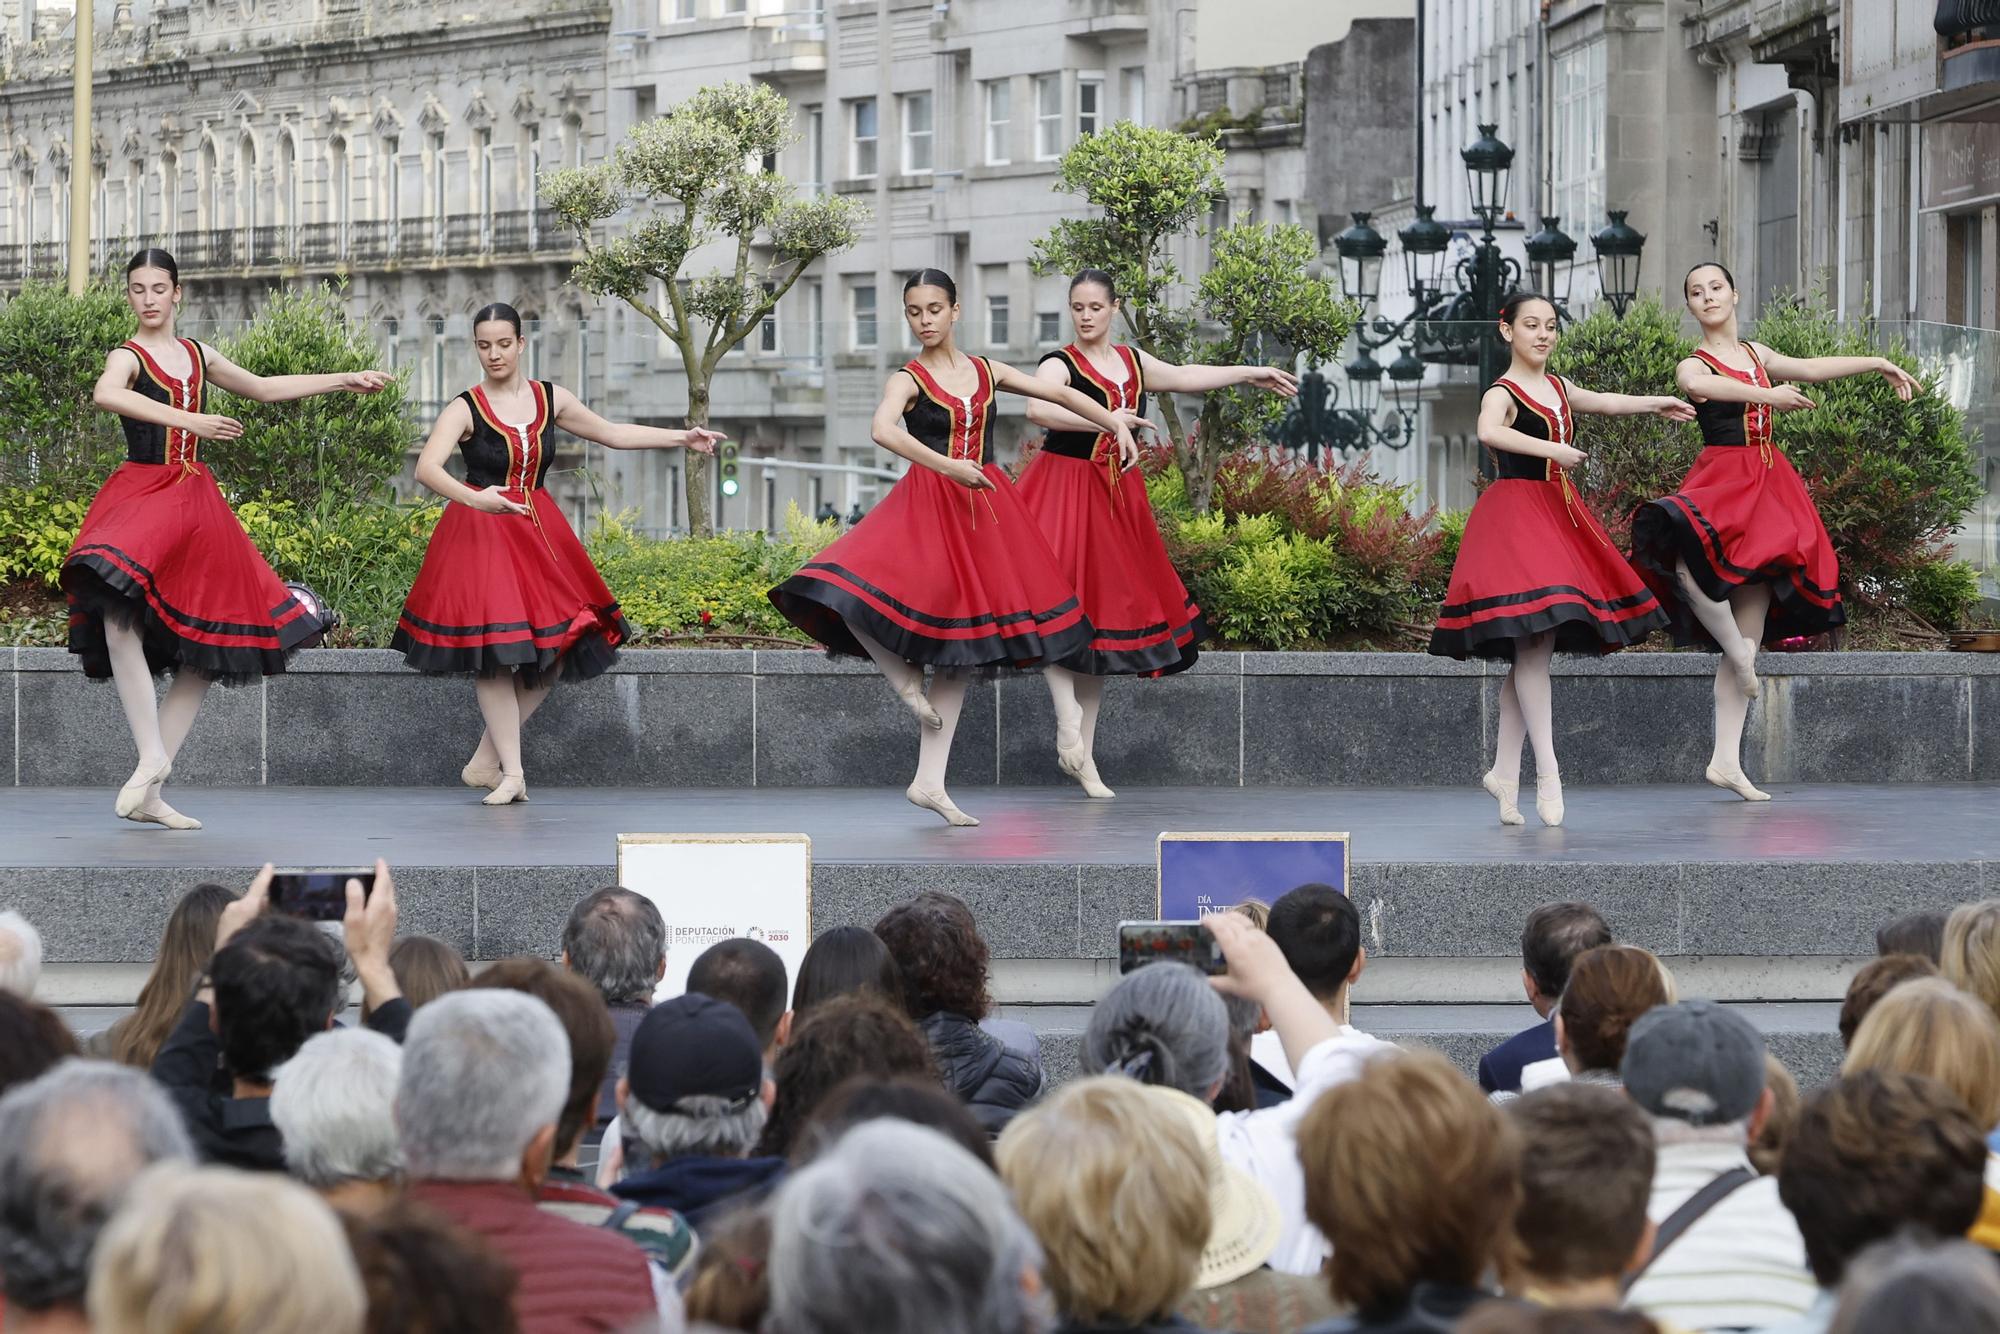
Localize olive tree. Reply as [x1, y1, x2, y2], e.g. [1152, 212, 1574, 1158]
[545, 82, 867, 535]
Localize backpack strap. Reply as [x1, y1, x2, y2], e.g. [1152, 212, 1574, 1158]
[1623, 1166, 1757, 1292]
[598, 1199, 642, 1231]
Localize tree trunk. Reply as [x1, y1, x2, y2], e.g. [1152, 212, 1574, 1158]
[685, 375, 713, 537]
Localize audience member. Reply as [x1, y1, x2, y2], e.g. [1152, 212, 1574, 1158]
[788, 923, 902, 1019]
[1941, 900, 2000, 1026]
[268, 1028, 404, 1214]
[1459, 1310, 1663, 1334]
[0, 991, 79, 1096]
[1875, 908, 1948, 963]
[794, 1073, 995, 1168]
[1255, 882, 1374, 1089]
[1505, 1082, 1655, 1311]
[1770, 1070, 1987, 1334]
[1477, 903, 1611, 1095]
[1827, 1236, 2000, 1334]
[151, 862, 405, 1171]
[342, 1199, 522, 1334]
[1544, 944, 1670, 1090]
[387, 934, 471, 1010]
[765, 1120, 1054, 1334]
[1750, 1052, 1801, 1178]
[87, 1163, 365, 1334]
[0, 1063, 194, 1330]
[688, 936, 790, 1055]
[1085, 960, 1230, 1098]
[683, 1208, 771, 1333]
[875, 891, 1043, 1132]
[468, 957, 697, 1283]
[562, 887, 667, 1124]
[1297, 1048, 1520, 1331]
[398, 990, 661, 1334]
[1619, 1001, 1815, 1331]
[752, 992, 934, 1160]
[614, 992, 785, 1233]
[87, 882, 234, 1067]
[0, 908, 45, 997]
[1837, 953, 1937, 1048]
[1217, 900, 1290, 1113]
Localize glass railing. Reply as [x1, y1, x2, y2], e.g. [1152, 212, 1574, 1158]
[1880, 320, 1999, 594]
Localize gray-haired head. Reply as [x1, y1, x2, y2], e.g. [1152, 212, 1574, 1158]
[0, 910, 43, 998]
[1831, 1236, 2000, 1334]
[562, 888, 666, 1004]
[626, 1094, 768, 1164]
[766, 1120, 1053, 1334]
[397, 990, 569, 1181]
[271, 1029, 405, 1189]
[1083, 962, 1231, 1100]
[0, 1061, 194, 1313]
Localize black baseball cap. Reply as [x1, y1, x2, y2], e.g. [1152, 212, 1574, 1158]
[627, 993, 764, 1115]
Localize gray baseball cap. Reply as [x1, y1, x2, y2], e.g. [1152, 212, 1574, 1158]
[1620, 999, 1767, 1126]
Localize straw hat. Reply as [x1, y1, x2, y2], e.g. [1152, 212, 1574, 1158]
[1139, 1085, 1282, 1289]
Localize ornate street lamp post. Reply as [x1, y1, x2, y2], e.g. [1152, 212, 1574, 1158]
[1522, 215, 1579, 309]
[1591, 210, 1647, 318]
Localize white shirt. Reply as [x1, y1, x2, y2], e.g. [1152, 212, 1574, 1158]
[1217, 1026, 1397, 1275]
[1248, 1029, 1295, 1089]
[1623, 1140, 1817, 1332]
[1519, 1055, 1569, 1091]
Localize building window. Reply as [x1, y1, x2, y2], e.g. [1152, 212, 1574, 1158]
[805, 279, 824, 361]
[900, 92, 933, 175]
[1034, 75, 1062, 161]
[722, 0, 745, 11]
[1551, 38, 1606, 257]
[1078, 72, 1103, 138]
[984, 80, 1012, 166]
[987, 294, 1009, 347]
[850, 98, 878, 179]
[634, 85, 657, 127]
[1122, 66, 1145, 125]
[759, 281, 779, 353]
[665, 0, 696, 20]
[1037, 310, 1061, 344]
[852, 282, 877, 348]
[805, 105, 824, 192]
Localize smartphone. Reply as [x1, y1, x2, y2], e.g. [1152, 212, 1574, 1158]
[1117, 920, 1225, 975]
[268, 868, 375, 922]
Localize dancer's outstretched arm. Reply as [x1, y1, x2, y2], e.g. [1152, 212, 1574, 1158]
[412, 399, 529, 515]
[1136, 349, 1300, 397]
[550, 386, 725, 452]
[199, 344, 390, 404]
[1747, 342, 1919, 399]
[988, 359, 1139, 464]
[1676, 356, 1815, 410]
[1476, 386, 1585, 467]
[1562, 383, 1697, 422]
[1022, 357, 1156, 439]
[93, 349, 245, 440]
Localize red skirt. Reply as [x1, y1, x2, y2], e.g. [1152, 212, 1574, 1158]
[1015, 451, 1203, 675]
[1429, 477, 1668, 660]
[769, 462, 1092, 668]
[1630, 445, 1845, 646]
[61, 461, 324, 683]
[391, 489, 630, 684]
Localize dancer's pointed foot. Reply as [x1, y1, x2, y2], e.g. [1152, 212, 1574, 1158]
[897, 680, 943, 730]
[1535, 774, 1565, 827]
[123, 795, 202, 831]
[1055, 702, 1086, 777]
[1722, 637, 1761, 698]
[907, 784, 979, 826]
[1705, 764, 1772, 802]
[114, 758, 172, 820]
[461, 759, 503, 790]
[1482, 771, 1525, 826]
[1076, 756, 1116, 800]
[483, 773, 529, 806]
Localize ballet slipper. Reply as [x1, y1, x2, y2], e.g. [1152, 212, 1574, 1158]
[896, 681, 943, 730]
[906, 784, 979, 827]
[462, 759, 503, 790]
[1482, 771, 1525, 826]
[123, 796, 202, 831]
[483, 773, 529, 806]
[1705, 764, 1772, 802]
[1076, 756, 1116, 800]
[1055, 705, 1087, 777]
[114, 758, 172, 820]
[1722, 637, 1761, 699]
[1535, 774, 1565, 828]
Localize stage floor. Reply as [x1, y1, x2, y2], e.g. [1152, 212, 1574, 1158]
[5, 781, 1996, 869]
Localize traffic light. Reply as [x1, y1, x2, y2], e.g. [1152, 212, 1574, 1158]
[719, 441, 740, 497]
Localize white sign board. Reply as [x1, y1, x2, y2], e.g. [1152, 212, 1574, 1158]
[615, 833, 813, 1002]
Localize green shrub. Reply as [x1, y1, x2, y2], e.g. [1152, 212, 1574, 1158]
[1901, 555, 1982, 630]
[0, 281, 137, 491]
[588, 503, 832, 641]
[235, 497, 441, 647]
[1209, 539, 1312, 649]
[0, 486, 94, 588]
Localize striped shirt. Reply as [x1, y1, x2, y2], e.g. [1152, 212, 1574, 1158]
[1623, 1142, 1817, 1332]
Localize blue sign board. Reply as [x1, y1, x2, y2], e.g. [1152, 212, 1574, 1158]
[1156, 831, 1351, 919]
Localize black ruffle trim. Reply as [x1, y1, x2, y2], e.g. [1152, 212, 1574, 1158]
[768, 578, 1095, 672]
[60, 556, 321, 686]
[389, 612, 630, 688]
[1630, 501, 1847, 649]
[1428, 599, 1669, 662]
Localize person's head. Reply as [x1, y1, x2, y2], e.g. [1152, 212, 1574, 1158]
[0, 1062, 193, 1318]
[796, 1074, 995, 1169]
[874, 890, 993, 1021]
[791, 924, 903, 1018]
[901, 268, 960, 351]
[1300, 1049, 1521, 1314]
[1082, 961, 1230, 1101]
[1750, 1052, 1801, 1177]
[124, 247, 182, 332]
[1458, 1310, 1664, 1334]
[1684, 261, 1740, 329]
[1266, 883, 1365, 1004]
[1067, 269, 1120, 342]
[0, 909, 43, 997]
[0, 992, 79, 1095]
[117, 883, 236, 1069]
[397, 990, 569, 1186]
[464, 956, 616, 1162]
[685, 1206, 772, 1332]
[1829, 1236, 2000, 1334]
[621, 992, 772, 1166]
[1520, 902, 1613, 1014]
[688, 936, 790, 1052]
[1497, 292, 1561, 366]
[388, 936, 470, 1010]
[1843, 976, 2000, 1128]
[766, 1120, 1052, 1334]
[87, 1163, 364, 1334]
[1939, 899, 2000, 1028]
[755, 992, 936, 1159]
[1555, 944, 1669, 1076]
[997, 1077, 1209, 1325]
[472, 301, 525, 381]
[561, 887, 667, 1005]
[1840, 953, 1939, 1048]
[1506, 1082, 1657, 1288]
[1877, 909, 1949, 963]
[210, 914, 344, 1082]
[341, 1200, 520, 1334]
[1621, 1000, 1771, 1145]
[269, 1029, 404, 1196]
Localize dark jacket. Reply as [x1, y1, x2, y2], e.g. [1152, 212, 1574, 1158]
[1475, 1018, 1557, 1094]
[922, 1011, 1043, 1134]
[612, 1153, 787, 1233]
[597, 999, 651, 1125]
[151, 996, 411, 1172]
[1303, 1283, 1511, 1334]
[1058, 1316, 1208, 1333]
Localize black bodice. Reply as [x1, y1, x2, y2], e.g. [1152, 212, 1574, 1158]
[119, 338, 207, 467]
[1690, 345, 1773, 448]
[902, 357, 994, 466]
[459, 380, 558, 489]
[1489, 376, 1572, 481]
[1039, 344, 1145, 459]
